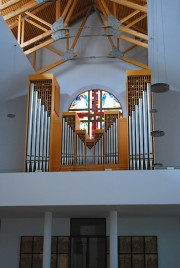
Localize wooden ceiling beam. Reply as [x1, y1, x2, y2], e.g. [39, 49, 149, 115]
[119, 35, 148, 48]
[122, 43, 137, 54]
[120, 26, 148, 40]
[17, 14, 21, 44]
[64, 0, 79, 27]
[99, 0, 110, 15]
[95, 0, 108, 18]
[120, 10, 141, 23]
[9, 2, 52, 29]
[126, 14, 147, 28]
[69, 5, 91, 24]
[36, 59, 66, 74]
[45, 46, 64, 56]
[96, 9, 115, 47]
[25, 18, 48, 32]
[110, 0, 147, 13]
[113, 2, 117, 17]
[56, 0, 61, 19]
[24, 38, 55, 55]
[71, 8, 90, 49]
[25, 11, 51, 27]
[3, 0, 40, 21]
[21, 30, 52, 48]
[122, 56, 149, 69]
[61, 0, 73, 19]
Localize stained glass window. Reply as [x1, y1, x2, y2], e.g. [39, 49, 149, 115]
[69, 89, 122, 139]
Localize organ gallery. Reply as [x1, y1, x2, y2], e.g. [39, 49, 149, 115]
[25, 69, 154, 172]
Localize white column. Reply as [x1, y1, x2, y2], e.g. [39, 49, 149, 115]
[110, 210, 118, 268]
[43, 211, 52, 268]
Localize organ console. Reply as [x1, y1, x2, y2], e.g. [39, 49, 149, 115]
[25, 69, 153, 172]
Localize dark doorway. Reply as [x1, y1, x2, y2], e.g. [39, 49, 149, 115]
[70, 219, 106, 268]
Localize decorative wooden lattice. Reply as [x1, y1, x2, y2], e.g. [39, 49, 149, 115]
[127, 70, 152, 116]
[31, 79, 52, 115]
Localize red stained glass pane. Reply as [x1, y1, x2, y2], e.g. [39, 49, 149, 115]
[69, 89, 122, 139]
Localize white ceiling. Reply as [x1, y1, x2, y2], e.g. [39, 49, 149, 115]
[0, 204, 180, 218]
[0, 15, 35, 102]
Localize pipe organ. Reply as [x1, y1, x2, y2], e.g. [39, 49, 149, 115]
[24, 69, 155, 172]
[25, 74, 61, 172]
[61, 111, 128, 170]
[127, 70, 154, 170]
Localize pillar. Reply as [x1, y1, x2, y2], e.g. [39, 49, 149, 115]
[110, 210, 118, 268]
[43, 211, 52, 268]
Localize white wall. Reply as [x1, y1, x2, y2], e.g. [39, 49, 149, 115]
[1, 170, 180, 206]
[153, 90, 180, 167]
[147, 0, 180, 167]
[148, 0, 180, 91]
[0, 96, 27, 172]
[0, 217, 179, 268]
[0, 218, 70, 268]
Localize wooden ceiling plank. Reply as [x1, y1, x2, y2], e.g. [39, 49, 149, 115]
[3, 0, 40, 21]
[119, 34, 148, 48]
[120, 26, 148, 40]
[122, 56, 149, 69]
[25, 11, 51, 27]
[110, 0, 147, 13]
[24, 38, 55, 55]
[0, 0, 21, 11]
[64, 0, 79, 27]
[21, 30, 52, 48]
[126, 14, 147, 28]
[71, 8, 90, 49]
[24, 17, 49, 32]
[36, 59, 66, 74]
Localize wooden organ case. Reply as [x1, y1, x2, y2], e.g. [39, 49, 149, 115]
[25, 74, 61, 172]
[126, 69, 154, 170]
[61, 111, 128, 171]
[25, 74, 131, 172]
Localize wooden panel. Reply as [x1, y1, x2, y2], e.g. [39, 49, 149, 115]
[49, 114, 61, 171]
[119, 118, 128, 169]
[126, 69, 152, 116]
[26, 73, 61, 172]
[52, 77, 60, 116]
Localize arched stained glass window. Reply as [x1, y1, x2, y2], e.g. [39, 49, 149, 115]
[69, 89, 122, 139]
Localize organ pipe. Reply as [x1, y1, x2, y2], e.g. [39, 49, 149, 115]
[128, 85, 154, 170]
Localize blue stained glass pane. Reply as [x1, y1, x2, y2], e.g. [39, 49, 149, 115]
[70, 92, 88, 109]
[102, 91, 120, 108]
[69, 89, 122, 139]
[80, 122, 88, 133]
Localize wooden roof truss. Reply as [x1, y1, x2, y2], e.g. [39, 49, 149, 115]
[1, 0, 148, 73]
